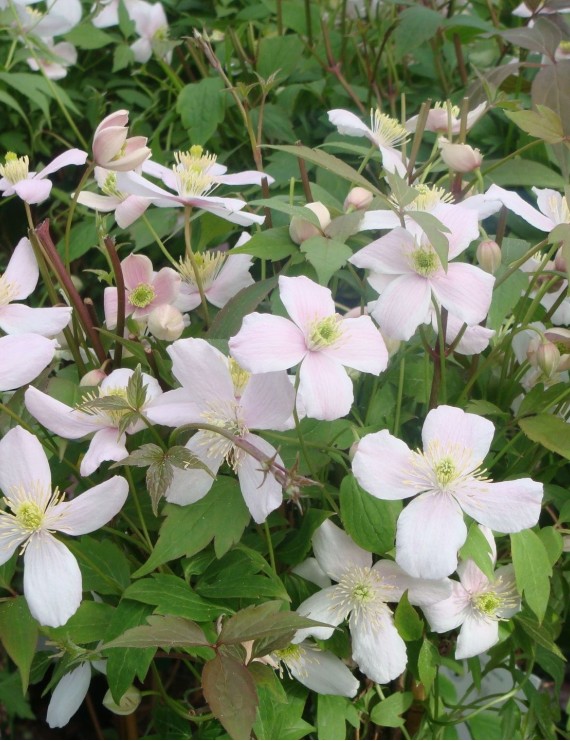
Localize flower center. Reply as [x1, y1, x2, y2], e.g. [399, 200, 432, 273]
[0, 274, 19, 307]
[228, 358, 250, 397]
[548, 194, 570, 224]
[173, 147, 217, 198]
[307, 315, 343, 351]
[0, 152, 30, 184]
[408, 184, 454, 212]
[15, 501, 44, 531]
[411, 246, 440, 277]
[274, 644, 304, 663]
[78, 386, 132, 427]
[473, 591, 502, 617]
[101, 172, 123, 198]
[178, 250, 227, 290]
[370, 109, 408, 148]
[129, 283, 156, 308]
[559, 40, 570, 52]
[200, 402, 249, 471]
[332, 566, 391, 625]
[433, 100, 461, 119]
[434, 457, 457, 486]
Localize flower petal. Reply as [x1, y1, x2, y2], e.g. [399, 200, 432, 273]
[313, 519, 372, 581]
[431, 263, 494, 326]
[295, 586, 346, 642]
[0, 304, 72, 337]
[350, 611, 407, 684]
[298, 351, 354, 420]
[0, 426, 51, 505]
[322, 315, 388, 374]
[485, 184, 554, 232]
[25, 386, 102, 439]
[372, 560, 452, 605]
[80, 428, 129, 476]
[164, 432, 222, 506]
[12, 178, 53, 205]
[291, 557, 332, 588]
[396, 491, 467, 579]
[0, 334, 56, 392]
[0, 514, 27, 565]
[23, 532, 82, 627]
[289, 643, 359, 697]
[422, 582, 471, 633]
[229, 314, 307, 373]
[121, 254, 153, 289]
[46, 663, 91, 729]
[4, 237, 38, 300]
[454, 478, 543, 533]
[47, 476, 128, 535]
[145, 388, 202, 427]
[167, 338, 234, 407]
[115, 195, 150, 228]
[279, 275, 336, 331]
[206, 254, 254, 308]
[328, 109, 372, 138]
[152, 267, 180, 306]
[38, 148, 88, 180]
[352, 430, 417, 500]
[421, 405, 495, 470]
[372, 273, 432, 341]
[241, 371, 296, 431]
[350, 228, 415, 274]
[238, 433, 283, 523]
[455, 612, 499, 659]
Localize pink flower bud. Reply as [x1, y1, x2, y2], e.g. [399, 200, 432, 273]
[147, 304, 185, 341]
[439, 138, 483, 173]
[344, 187, 373, 212]
[289, 202, 331, 244]
[476, 240, 502, 274]
[93, 110, 151, 172]
[536, 340, 560, 377]
[79, 369, 106, 387]
[102, 686, 141, 716]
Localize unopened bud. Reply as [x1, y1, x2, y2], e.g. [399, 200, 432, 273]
[102, 686, 141, 716]
[439, 138, 483, 173]
[147, 305, 185, 341]
[289, 202, 331, 244]
[536, 340, 560, 377]
[80, 369, 106, 387]
[554, 246, 567, 273]
[344, 187, 373, 212]
[476, 240, 502, 274]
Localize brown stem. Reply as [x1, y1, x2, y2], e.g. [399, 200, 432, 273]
[453, 34, 468, 86]
[297, 148, 314, 203]
[34, 220, 107, 365]
[321, 19, 366, 114]
[104, 236, 125, 369]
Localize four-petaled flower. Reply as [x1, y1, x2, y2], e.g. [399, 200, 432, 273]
[0, 148, 87, 204]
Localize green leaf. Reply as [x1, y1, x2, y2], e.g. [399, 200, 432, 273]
[232, 226, 298, 261]
[487, 268, 528, 331]
[317, 695, 349, 740]
[459, 523, 495, 581]
[417, 638, 439, 692]
[176, 78, 226, 145]
[102, 614, 209, 650]
[301, 236, 353, 285]
[251, 197, 322, 227]
[504, 105, 564, 144]
[394, 592, 424, 641]
[123, 574, 225, 621]
[339, 475, 400, 555]
[486, 159, 566, 189]
[0, 597, 37, 693]
[277, 508, 331, 565]
[45, 601, 114, 645]
[511, 530, 552, 622]
[514, 614, 565, 660]
[0, 672, 33, 720]
[208, 277, 278, 340]
[202, 654, 258, 740]
[196, 548, 289, 601]
[134, 477, 250, 576]
[65, 22, 114, 48]
[407, 211, 450, 271]
[370, 691, 413, 727]
[394, 6, 442, 57]
[537, 526, 563, 567]
[518, 414, 570, 459]
[254, 680, 314, 739]
[68, 537, 130, 595]
[126, 365, 147, 410]
[219, 602, 328, 645]
[324, 211, 364, 242]
[257, 34, 305, 81]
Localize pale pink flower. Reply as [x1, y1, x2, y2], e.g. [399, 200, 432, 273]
[350, 220, 494, 341]
[128, 0, 171, 63]
[486, 184, 569, 233]
[92, 110, 151, 172]
[0, 427, 128, 626]
[295, 520, 450, 684]
[76, 167, 151, 228]
[228, 275, 389, 421]
[423, 527, 521, 659]
[104, 253, 180, 330]
[25, 368, 162, 476]
[429, 310, 495, 356]
[26, 40, 77, 80]
[439, 138, 482, 173]
[145, 338, 296, 523]
[352, 406, 543, 579]
[0, 237, 71, 336]
[0, 148, 87, 204]
[0, 333, 58, 392]
[406, 101, 486, 134]
[328, 108, 408, 176]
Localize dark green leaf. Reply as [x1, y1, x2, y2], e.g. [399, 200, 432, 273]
[0, 598, 37, 692]
[68, 537, 130, 595]
[417, 638, 439, 692]
[518, 414, 570, 459]
[317, 695, 348, 740]
[394, 592, 424, 641]
[232, 226, 298, 261]
[102, 614, 209, 650]
[370, 691, 413, 727]
[219, 601, 329, 644]
[339, 475, 400, 555]
[459, 523, 495, 582]
[511, 530, 552, 622]
[301, 236, 353, 285]
[123, 574, 224, 621]
[176, 78, 226, 144]
[45, 601, 114, 645]
[514, 614, 564, 660]
[208, 277, 278, 340]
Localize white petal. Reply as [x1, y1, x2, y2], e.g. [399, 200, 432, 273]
[279, 275, 335, 331]
[0, 334, 56, 391]
[372, 273, 432, 341]
[289, 643, 358, 697]
[328, 109, 373, 139]
[47, 663, 91, 728]
[167, 338, 234, 406]
[47, 476, 128, 535]
[0, 305, 72, 337]
[25, 386, 101, 439]
[238, 433, 283, 523]
[422, 582, 471, 633]
[165, 432, 222, 506]
[4, 237, 38, 300]
[372, 560, 452, 605]
[295, 586, 346, 642]
[421, 405, 495, 471]
[0, 426, 51, 506]
[455, 612, 499, 659]
[80, 428, 129, 476]
[0, 514, 28, 565]
[352, 430, 417, 500]
[322, 316, 388, 374]
[350, 611, 407, 684]
[23, 532, 82, 627]
[454, 478, 543, 533]
[229, 313, 307, 373]
[298, 351, 354, 421]
[241, 372, 296, 431]
[291, 557, 332, 588]
[145, 388, 202, 427]
[312, 519, 372, 581]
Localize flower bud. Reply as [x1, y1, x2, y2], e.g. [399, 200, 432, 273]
[476, 240, 502, 274]
[102, 686, 141, 716]
[80, 369, 106, 387]
[147, 305, 185, 341]
[536, 339, 560, 377]
[554, 246, 567, 273]
[93, 110, 151, 172]
[344, 187, 373, 212]
[289, 202, 331, 244]
[439, 138, 483, 173]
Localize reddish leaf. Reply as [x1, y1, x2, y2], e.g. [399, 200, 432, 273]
[202, 654, 258, 740]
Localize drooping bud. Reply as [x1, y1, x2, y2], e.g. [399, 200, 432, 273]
[80, 369, 107, 387]
[344, 187, 373, 212]
[536, 339, 560, 377]
[147, 304, 185, 341]
[476, 240, 502, 274]
[93, 110, 151, 172]
[439, 138, 483, 173]
[102, 686, 141, 716]
[289, 202, 331, 244]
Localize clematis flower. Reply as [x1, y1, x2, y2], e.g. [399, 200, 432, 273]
[25, 368, 162, 476]
[429, 310, 495, 356]
[439, 138, 482, 173]
[228, 275, 389, 421]
[76, 167, 151, 229]
[115, 146, 270, 226]
[26, 40, 77, 80]
[423, 527, 521, 659]
[350, 221, 493, 341]
[0, 427, 128, 626]
[47, 663, 92, 728]
[294, 520, 450, 684]
[328, 108, 408, 176]
[103, 253, 180, 330]
[406, 100, 486, 134]
[145, 338, 296, 523]
[485, 184, 569, 233]
[92, 109, 151, 172]
[352, 405, 543, 579]
[0, 237, 71, 336]
[0, 333, 58, 392]
[10, 0, 82, 36]
[128, 0, 172, 63]
[0, 148, 87, 204]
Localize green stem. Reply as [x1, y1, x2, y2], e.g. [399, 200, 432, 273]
[124, 465, 153, 551]
[183, 205, 210, 327]
[264, 521, 277, 573]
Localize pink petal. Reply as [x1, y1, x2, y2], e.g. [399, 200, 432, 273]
[24, 532, 82, 627]
[421, 405, 495, 470]
[145, 388, 202, 427]
[38, 148, 88, 180]
[116, 170, 175, 201]
[352, 430, 417, 500]
[93, 126, 128, 166]
[328, 109, 372, 138]
[174, 283, 201, 313]
[372, 560, 452, 605]
[25, 386, 101, 439]
[0, 334, 56, 391]
[215, 170, 275, 187]
[423, 582, 471, 633]
[13, 178, 52, 204]
[432, 204, 479, 260]
[350, 611, 407, 684]
[104, 287, 120, 328]
[206, 254, 254, 308]
[279, 275, 335, 332]
[431, 263, 494, 326]
[372, 273, 432, 341]
[443, 314, 494, 355]
[151, 267, 180, 306]
[455, 613, 499, 659]
[48, 476, 128, 535]
[77, 192, 120, 213]
[312, 519, 372, 581]
[322, 315, 388, 373]
[0, 304, 71, 337]
[298, 351, 354, 420]
[80, 428, 128, 476]
[241, 371, 296, 431]
[494, 565, 520, 618]
[4, 237, 38, 300]
[165, 432, 222, 505]
[238, 433, 283, 523]
[380, 145, 407, 176]
[115, 195, 150, 228]
[229, 314, 307, 373]
[167, 338, 234, 407]
[396, 491, 467, 579]
[121, 253, 153, 289]
[350, 228, 414, 274]
[485, 184, 554, 232]
[533, 187, 566, 226]
[454, 478, 543, 533]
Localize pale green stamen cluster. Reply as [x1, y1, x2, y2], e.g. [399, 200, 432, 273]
[473, 591, 502, 617]
[307, 315, 342, 351]
[273, 644, 315, 679]
[434, 457, 457, 486]
[178, 250, 227, 290]
[173, 146, 217, 198]
[228, 358, 250, 397]
[411, 246, 440, 277]
[0, 275, 19, 307]
[15, 500, 44, 532]
[201, 403, 248, 471]
[408, 184, 454, 212]
[78, 386, 131, 426]
[333, 566, 391, 625]
[370, 109, 408, 148]
[129, 283, 156, 308]
[433, 101, 461, 119]
[101, 172, 122, 198]
[0, 152, 30, 184]
[559, 40, 570, 52]
[548, 194, 570, 224]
